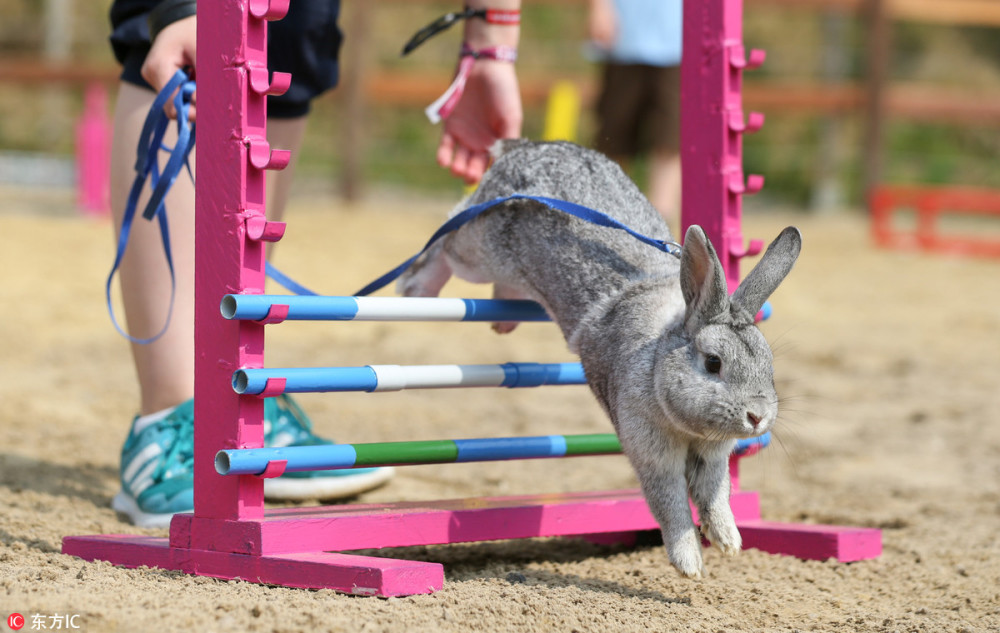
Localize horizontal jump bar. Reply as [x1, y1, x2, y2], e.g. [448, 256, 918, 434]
[220, 294, 551, 323]
[232, 362, 587, 395]
[215, 433, 771, 476]
[216, 433, 620, 475]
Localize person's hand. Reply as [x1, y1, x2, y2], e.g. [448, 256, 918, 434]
[588, 0, 618, 50]
[437, 59, 522, 184]
[141, 15, 197, 120]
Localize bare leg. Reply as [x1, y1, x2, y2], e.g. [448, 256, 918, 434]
[109, 82, 307, 415]
[110, 83, 196, 415]
[264, 116, 308, 226]
[648, 149, 681, 228]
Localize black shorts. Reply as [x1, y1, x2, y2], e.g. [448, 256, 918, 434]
[109, 0, 342, 118]
[594, 63, 680, 158]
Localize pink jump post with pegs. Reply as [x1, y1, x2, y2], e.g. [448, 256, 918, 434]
[62, 0, 881, 597]
[681, 0, 879, 561]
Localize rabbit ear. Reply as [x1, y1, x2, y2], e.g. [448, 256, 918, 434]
[731, 226, 802, 317]
[680, 225, 730, 331]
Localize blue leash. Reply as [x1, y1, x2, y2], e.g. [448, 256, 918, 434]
[106, 70, 195, 344]
[108, 70, 682, 339]
[106, 69, 313, 342]
[353, 194, 681, 297]
[265, 194, 682, 298]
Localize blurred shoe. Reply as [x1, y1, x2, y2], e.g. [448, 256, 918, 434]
[112, 400, 195, 528]
[112, 396, 393, 527]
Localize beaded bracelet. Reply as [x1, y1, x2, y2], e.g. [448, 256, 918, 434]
[425, 43, 518, 123]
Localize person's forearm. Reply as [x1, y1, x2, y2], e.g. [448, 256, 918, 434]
[462, 0, 521, 49]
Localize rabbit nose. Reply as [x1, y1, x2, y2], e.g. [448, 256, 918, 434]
[746, 411, 762, 428]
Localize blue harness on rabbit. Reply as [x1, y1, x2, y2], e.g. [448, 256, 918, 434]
[108, 70, 683, 336]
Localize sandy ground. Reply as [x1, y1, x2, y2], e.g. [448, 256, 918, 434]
[2, 186, 999, 633]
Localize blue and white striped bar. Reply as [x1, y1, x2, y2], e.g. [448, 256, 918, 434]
[221, 294, 551, 322]
[232, 361, 587, 395]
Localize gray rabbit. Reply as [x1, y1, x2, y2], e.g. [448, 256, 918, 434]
[398, 140, 801, 578]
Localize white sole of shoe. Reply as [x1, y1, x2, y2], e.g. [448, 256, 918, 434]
[112, 468, 395, 526]
[111, 491, 179, 529]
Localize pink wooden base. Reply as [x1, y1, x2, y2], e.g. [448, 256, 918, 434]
[738, 520, 882, 562]
[62, 489, 880, 596]
[61, 534, 442, 597]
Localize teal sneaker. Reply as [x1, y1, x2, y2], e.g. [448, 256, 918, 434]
[112, 400, 196, 528]
[112, 396, 393, 527]
[261, 395, 395, 501]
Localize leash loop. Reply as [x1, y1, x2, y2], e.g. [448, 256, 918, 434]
[106, 69, 195, 344]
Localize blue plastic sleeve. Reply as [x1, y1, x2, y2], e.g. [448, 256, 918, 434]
[221, 295, 362, 321]
[500, 362, 586, 387]
[219, 444, 360, 475]
[233, 367, 380, 394]
[454, 435, 568, 462]
[734, 433, 770, 455]
[461, 298, 550, 322]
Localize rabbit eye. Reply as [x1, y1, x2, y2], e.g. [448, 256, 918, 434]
[704, 354, 722, 374]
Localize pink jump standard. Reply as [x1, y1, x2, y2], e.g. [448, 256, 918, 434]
[62, 0, 881, 597]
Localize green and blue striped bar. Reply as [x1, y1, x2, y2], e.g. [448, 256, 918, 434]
[215, 433, 770, 476]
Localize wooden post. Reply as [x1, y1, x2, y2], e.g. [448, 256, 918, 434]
[863, 0, 890, 205]
[810, 11, 849, 212]
[42, 0, 72, 147]
[339, 2, 374, 202]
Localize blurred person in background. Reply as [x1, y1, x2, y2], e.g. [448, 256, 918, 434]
[588, 0, 681, 228]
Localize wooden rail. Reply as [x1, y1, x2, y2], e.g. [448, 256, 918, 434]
[373, 0, 1000, 27]
[365, 70, 1000, 125]
[883, 0, 1000, 26]
[0, 61, 117, 85]
[3, 60, 997, 126]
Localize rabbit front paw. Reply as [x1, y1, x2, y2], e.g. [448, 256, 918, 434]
[667, 531, 706, 579]
[701, 516, 742, 557]
[398, 275, 425, 297]
[489, 283, 528, 334]
[491, 321, 519, 334]
[399, 268, 446, 298]
[396, 243, 452, 298]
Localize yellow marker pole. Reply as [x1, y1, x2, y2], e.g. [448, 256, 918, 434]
[542, 80, 581, 142]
